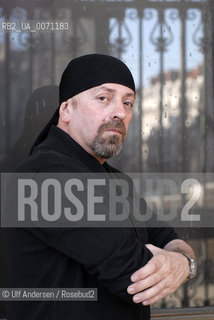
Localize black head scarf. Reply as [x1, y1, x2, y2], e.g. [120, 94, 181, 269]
[30, 53, 135, 152]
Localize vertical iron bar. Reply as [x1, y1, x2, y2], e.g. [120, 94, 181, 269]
[115, 9, 125, 60]
[27, 8, 34, 95]
[50, 7, 56, 84]
[204, 239, 209, 305]
[118, 18, 122, 59]
[201, 7, 211, 304]
[180, 9, 189, 307]
[95, 8, 110, 54]
[159, 10, 164, 172]
[4, 18, 11, 152]
[28, 32, 33, 94]
[180, 10, 187, 172]
[206, 1, 214, 171]
[181, 282, 189, 307]
[72, 8, 78, 58]
[50, 32, 56, 84]
[202, 9, 210, 173]
[138, 10, 143, 173]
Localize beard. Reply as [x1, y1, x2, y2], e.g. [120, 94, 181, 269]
[91, 119, 126, 159]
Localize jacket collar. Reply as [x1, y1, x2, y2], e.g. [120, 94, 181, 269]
[33, 126, 116, 173]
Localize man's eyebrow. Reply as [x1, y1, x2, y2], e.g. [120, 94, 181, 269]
[93, 86, 116, 93]
[93, 86, 135, 97]
[125, 92, 135, 98]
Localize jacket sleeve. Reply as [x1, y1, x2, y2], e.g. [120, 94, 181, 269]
[29, 226, 153, 304]
[147, 227, 180, 248]
[19, 158, 175, 304]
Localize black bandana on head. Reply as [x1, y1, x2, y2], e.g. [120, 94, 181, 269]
[30, 54, 135, 153]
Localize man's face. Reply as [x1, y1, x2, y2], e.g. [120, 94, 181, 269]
[63, 83, 135, 161]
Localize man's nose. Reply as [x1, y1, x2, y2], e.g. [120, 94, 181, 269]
[111, 100, 126, 120]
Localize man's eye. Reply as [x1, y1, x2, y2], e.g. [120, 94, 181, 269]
[98, 96, 108, 102]
[124, 101, 133, 108]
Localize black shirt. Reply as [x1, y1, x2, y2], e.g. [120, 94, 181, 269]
[4, 126, 179, 320]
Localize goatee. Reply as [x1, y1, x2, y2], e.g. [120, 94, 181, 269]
[91, 119, 126, 159]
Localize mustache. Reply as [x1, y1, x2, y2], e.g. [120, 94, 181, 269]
[97, 119, 126, 137]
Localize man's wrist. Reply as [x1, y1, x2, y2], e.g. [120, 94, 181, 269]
[180, 253, 197, 280]
[163, 239, 197, 281]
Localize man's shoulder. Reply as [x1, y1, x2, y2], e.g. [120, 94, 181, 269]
[15, 146, 86, 173]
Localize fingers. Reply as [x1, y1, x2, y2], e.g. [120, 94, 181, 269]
[131, 255, 164, 283]
[128, 272, 163, 295]
[138, 286, 171, 305]
[127, 247, 190, 306]
[145, 243, 161, 254]
[130, 279, 171, 305]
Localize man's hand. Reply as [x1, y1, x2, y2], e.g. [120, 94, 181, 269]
[127, 243, 190, 306]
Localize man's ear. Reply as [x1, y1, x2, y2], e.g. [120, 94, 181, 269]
[59, 101, 71, 123]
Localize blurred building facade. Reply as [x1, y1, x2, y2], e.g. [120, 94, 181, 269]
[141, 65, 211, 172]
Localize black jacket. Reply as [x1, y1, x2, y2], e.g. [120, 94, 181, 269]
[4, 126, 179, 320]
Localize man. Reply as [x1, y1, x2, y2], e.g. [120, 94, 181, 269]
[5, 54, 196, 319]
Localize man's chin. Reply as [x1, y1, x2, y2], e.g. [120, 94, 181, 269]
[96, 143, 123, 159]
[103, 133, 124, 144]
[91, 134, 124, 159]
